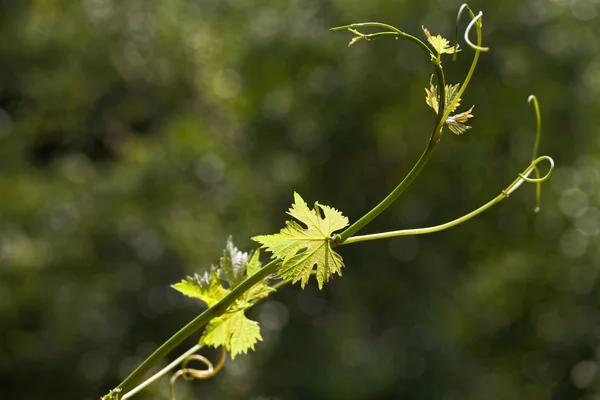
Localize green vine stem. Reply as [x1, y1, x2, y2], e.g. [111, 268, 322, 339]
[329, 23, 445, 244]
[103, 8, 502, 400]
[109, 259, 280, 398]
[118, 275, 303, 400]
[341, 155, 554, 245]
[120, 345, 202, 400]
[335, 8, 485, 244]
[343, 88, 550, 245]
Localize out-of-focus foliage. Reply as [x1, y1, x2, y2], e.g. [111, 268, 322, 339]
[0, 0, 599, 399]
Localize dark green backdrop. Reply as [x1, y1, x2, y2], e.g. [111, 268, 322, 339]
[1, 0, 599, 399]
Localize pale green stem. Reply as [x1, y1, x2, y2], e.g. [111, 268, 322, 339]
[333, 23, 446, 244]
[121, 345, 202, 400]
[342, 195, 504, 244]
[342, 156, 554, 245]
[336, 11, 485, 244]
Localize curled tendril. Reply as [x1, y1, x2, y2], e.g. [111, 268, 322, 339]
[453, 4, 489, 59]
[505, 155, 554, 196]
[528, 95, 542, 160]
[502, 95, 552, 211]
[453, 4, 470, 61]
[518, 156, 554, 182]
[527, 95, 543, 211]
[169, 346, 227, 400]
[464, 11, 490, 53]
[528, 95, 540, 107]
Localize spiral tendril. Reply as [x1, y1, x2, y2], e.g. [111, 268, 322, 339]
[505, 155, 554, 196]
[464, 12, 490, 52]
[453, 4, 470, 61]
[169, 346, 227, 400]
[527, 95, 544, 211]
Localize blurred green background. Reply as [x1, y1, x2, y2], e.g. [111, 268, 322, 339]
[1, 0, 599, 399]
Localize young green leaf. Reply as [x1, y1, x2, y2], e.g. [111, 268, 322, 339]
[201, 311, 262, 359]
[446, 105, 475, 135]
[424, 76, 474, 135]
[425, 76, 460, 114]
[422, 26, 460, 55]
[172, 268, 229, 308]
[172, 238, 274, 357]
[219, 236, 250, 288]
[252, 192, 349, 289]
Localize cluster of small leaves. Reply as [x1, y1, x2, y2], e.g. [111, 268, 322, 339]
[253, 192, 349, 289]
[425, 75, 475, 135]
[421, 26, 474, 135]
[172, 238, 274, 358]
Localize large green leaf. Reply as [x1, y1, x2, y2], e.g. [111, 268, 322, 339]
[253, 192, 349, 289]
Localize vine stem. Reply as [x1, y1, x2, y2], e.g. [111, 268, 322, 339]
[121, 345, 201, 400]
[341, 156, 554, 245]
[112, 259, 280, 397]
[335, 142, 436, 243]
[119, 274, 301, 400]
[331, 25, 446, 244]
[107, 11, 488, 400]
[335, 12, 484, 244]
[342, 195, 503, 244]
[111, 153, 552, 400]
